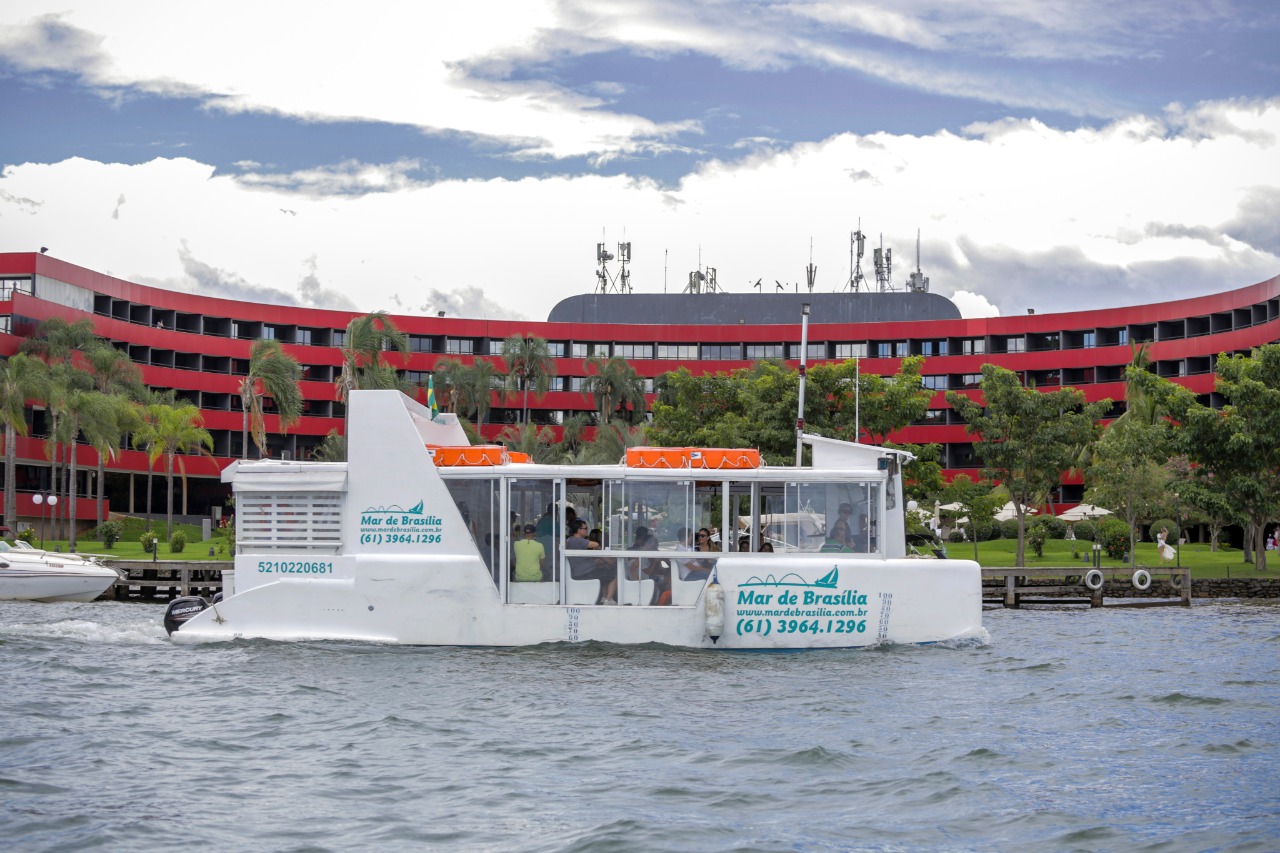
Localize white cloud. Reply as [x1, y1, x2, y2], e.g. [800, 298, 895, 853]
[0, 0, 1246, 163]
[1, 99, 1277, 321]
[950, 290, 1000, 318]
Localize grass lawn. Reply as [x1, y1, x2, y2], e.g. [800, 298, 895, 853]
[19, 520, 231, 562]
[951, 537, 1280, 578]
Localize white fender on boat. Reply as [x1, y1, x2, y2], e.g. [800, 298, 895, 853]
[1132, 569, 1152, 590]
[1083, 569, 1105, 591]
[704, 582, 725, 643]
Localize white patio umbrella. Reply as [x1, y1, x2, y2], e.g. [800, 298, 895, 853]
[1057, 503, 1113, 522]
[993, 501, 1038, 522]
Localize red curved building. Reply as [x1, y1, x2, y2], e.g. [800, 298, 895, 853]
[1, 251, 1277, 532]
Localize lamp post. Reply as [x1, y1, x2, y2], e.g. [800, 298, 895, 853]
[795, 302, 810, 467]
[32, 493, 57, 550]
[1173, 490, 1181, 570]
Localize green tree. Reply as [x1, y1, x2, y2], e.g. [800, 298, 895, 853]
[582, 355, 647, 425]
[938, 474, 1004, 562]
[131, 390, 177, 531]
[335, 311, 410, 406]
[0, 353, 47, 533]
[1178, 345, 1280, 571]
[149, 404, 214, 539]
[496, 422, 560, 463]
[946, 365, 1109, 567]
[502, 334, 557, 425]
[62, 390, 118, 550]
[312, 430, 346, 463]
[1086, 432, 1169, 566]
[21, 318, 98, 540]
[240, 338, 304, 458]
[82, 346, 144, 528]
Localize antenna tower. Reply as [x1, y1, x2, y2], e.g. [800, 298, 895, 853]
[848, 221, 867, 292]
[873, 234, 892, 293]
[906, 229, 929, 292]
[594, 232, 633, 294]
[806, 237, 816, 292]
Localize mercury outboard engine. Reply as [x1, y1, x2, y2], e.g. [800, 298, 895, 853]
[164, 595, 208, 636]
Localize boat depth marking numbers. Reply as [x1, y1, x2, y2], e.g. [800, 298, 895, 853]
[876, 591, 893, 641]
[566, 607, 581, 642]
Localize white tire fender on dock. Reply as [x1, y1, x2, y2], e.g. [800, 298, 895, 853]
[704, 582, 725, 643]
[1083, 569, 1105, 591]
[1169, 572, 1185, 589]
[1132, 569, 1152, 590]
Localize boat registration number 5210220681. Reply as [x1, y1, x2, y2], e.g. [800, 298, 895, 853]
[257, 560, 335, 575]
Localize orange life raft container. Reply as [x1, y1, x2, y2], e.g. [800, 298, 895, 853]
[427, 445, 509, 466]
[625, 446, 761, 470]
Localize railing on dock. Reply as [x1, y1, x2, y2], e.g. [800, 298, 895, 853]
[982, 566, 1192, 608]
[109, 561, 230, 600]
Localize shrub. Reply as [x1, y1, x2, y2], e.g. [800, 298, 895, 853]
[1072, 520, 1096, 542]
[999, 518, 1021, 540]
[1098, 517, 1131, 561]
[947, 529, 965, 543]
[977, 521, 1000, 541]
[169, 530, 187, 554]
[140, 530, 161, 553]
[1038, 516, 1067, 540]
[94, 520, 123, 548]
[1148, 519, 1178, 543]
[17, 527, 36, 544]
[1026, 517, 1055, 557]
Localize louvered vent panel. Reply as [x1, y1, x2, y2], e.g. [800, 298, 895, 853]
[238, 492, 343, 553]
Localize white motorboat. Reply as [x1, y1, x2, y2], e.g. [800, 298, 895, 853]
[0, 541, 121, 602]
[168, 390, 982, 648]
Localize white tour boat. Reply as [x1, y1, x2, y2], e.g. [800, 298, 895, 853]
[0, 540, 121, 602]
[167, 391, 981, 648]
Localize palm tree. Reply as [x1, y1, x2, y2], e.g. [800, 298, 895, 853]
[432, 358, 468, 414]
[559, 412, 592, 459]
[582, 355, 648, 424]
[240, 339, 304, 458]
[581, 418, 648, 464]
[496, 422, 559, 463]
[85, 395, 142, 531]
[502, 334, 557, 425]
[83, 346, 143, 528]
[62, 390, 117, 550]
[335, 311, 409, 406]
[0, 353, 47, 534]
[41, 363, 92, 541]
[21, 318, 97, 541]
[20, 317, 97, 365]
[149, 404, 214, 539]
[131, 390, 178, 532]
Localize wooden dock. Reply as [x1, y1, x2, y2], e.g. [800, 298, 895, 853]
[982, 566, 1192, 608]
[108, 560, 230, 600]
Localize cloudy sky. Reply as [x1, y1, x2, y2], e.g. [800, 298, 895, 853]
[1, 1, 1277, 321]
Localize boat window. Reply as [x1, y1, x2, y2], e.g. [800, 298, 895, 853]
[508, 478, 563, 603]
[780, 480, 880, 554]
[443, 477, 501, 588]
[602, 478, 695, 551]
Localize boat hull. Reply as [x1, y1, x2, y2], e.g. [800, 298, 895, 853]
[172, 554, 982, 649]
[0, 564, 119, 603]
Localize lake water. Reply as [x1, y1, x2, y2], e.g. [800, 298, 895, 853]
[1, 598, 1277, 852]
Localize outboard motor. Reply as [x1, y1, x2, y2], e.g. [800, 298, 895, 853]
[164, 595, 208, 636]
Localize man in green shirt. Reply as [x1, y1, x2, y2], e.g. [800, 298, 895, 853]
[513, 524, 545, 582]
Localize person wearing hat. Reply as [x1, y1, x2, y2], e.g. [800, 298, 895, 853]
[513, 523, 545, 583]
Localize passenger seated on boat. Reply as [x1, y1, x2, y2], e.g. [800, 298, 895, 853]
[513, 524, 546, 583]
[626, 526, 668, 602]
[759, 541, 774, 553]
[677, 528, 714, 582]
[739, 535, 751, 552]
[820, 521, 854, 553]
[567, 519, 615, 603]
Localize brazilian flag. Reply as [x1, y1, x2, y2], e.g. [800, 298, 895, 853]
[427, 374, 439, 419]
